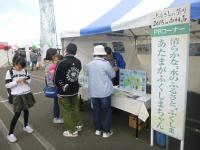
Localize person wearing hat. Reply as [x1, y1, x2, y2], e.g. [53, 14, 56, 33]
[86, 45, 115, 138]
[54, 43, 82, 137]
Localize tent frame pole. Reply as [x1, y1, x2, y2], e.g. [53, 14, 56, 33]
[180, 140, 184, 150]
[150, 128, 154, 146]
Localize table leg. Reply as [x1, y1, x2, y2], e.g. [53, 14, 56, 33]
[147, 109, 151, 129]
[136, 116, 139, 139]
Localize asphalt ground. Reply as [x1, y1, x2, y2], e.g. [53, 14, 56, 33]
[0, 67, 165, 150]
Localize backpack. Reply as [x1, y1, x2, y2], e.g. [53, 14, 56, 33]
[31, 53, 37, 63]
[6, 68, 27, 104]
[43, 77, 58, 98]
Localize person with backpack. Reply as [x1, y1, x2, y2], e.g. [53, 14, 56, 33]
[45, 48, 63, 124]
[5, 55, 35, 143]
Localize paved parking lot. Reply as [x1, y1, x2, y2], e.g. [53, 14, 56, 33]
[0, 67, 164, 150]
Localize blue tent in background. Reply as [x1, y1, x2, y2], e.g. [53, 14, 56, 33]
[53, 0, 200, 38]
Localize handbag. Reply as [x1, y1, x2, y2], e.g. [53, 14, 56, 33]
[43, 77, 58, 98]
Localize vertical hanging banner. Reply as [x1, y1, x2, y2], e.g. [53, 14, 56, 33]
[151, 4, 190, 140]
[39, 0, 57, 59]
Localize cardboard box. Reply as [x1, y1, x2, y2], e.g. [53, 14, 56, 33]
[129, 114, 146, 130]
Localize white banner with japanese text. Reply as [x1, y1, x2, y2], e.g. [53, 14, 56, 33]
[151, 4, 190, 140]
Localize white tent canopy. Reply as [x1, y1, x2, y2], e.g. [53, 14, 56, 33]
[53, 0, 200, 38]
[48, 0, 200, 94]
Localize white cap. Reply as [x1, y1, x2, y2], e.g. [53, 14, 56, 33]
[93, 45, 107, 56]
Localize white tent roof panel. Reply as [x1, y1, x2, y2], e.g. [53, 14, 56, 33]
[53, 0, 200, 38]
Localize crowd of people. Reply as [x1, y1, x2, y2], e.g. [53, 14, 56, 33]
[14, 49, 42, 71]
[5, 43, 126, 142]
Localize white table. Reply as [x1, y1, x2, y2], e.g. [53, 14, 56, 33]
[79, 84, 151, 138]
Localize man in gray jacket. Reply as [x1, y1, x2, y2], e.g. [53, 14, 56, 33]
[87, 45, 115, 138]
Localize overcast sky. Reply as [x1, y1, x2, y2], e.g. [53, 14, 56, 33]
[0, 0, 40, 46]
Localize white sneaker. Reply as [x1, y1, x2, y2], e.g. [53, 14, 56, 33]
[95, 130, 102, 136]
[23, 126, 34, 133]
[102, 130, 113, 138]
[53, 118, 64, 124]
[76, 125, 83, 132]
[63, 131, 78, 137]
[60, 118, 64, 123]
[7, 134, 17, 143]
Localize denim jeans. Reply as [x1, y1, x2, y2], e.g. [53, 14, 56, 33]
[53, 98, 60, 118]
[31, 61, 37, 70]
[91, 95, 112, 132]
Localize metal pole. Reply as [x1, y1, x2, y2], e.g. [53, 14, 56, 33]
[166, 135, 169, 150]
[180, 140, 184, 150]
[150, 128, 154, 146]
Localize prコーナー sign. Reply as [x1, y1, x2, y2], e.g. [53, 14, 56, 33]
[151, 4, 190, 140]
